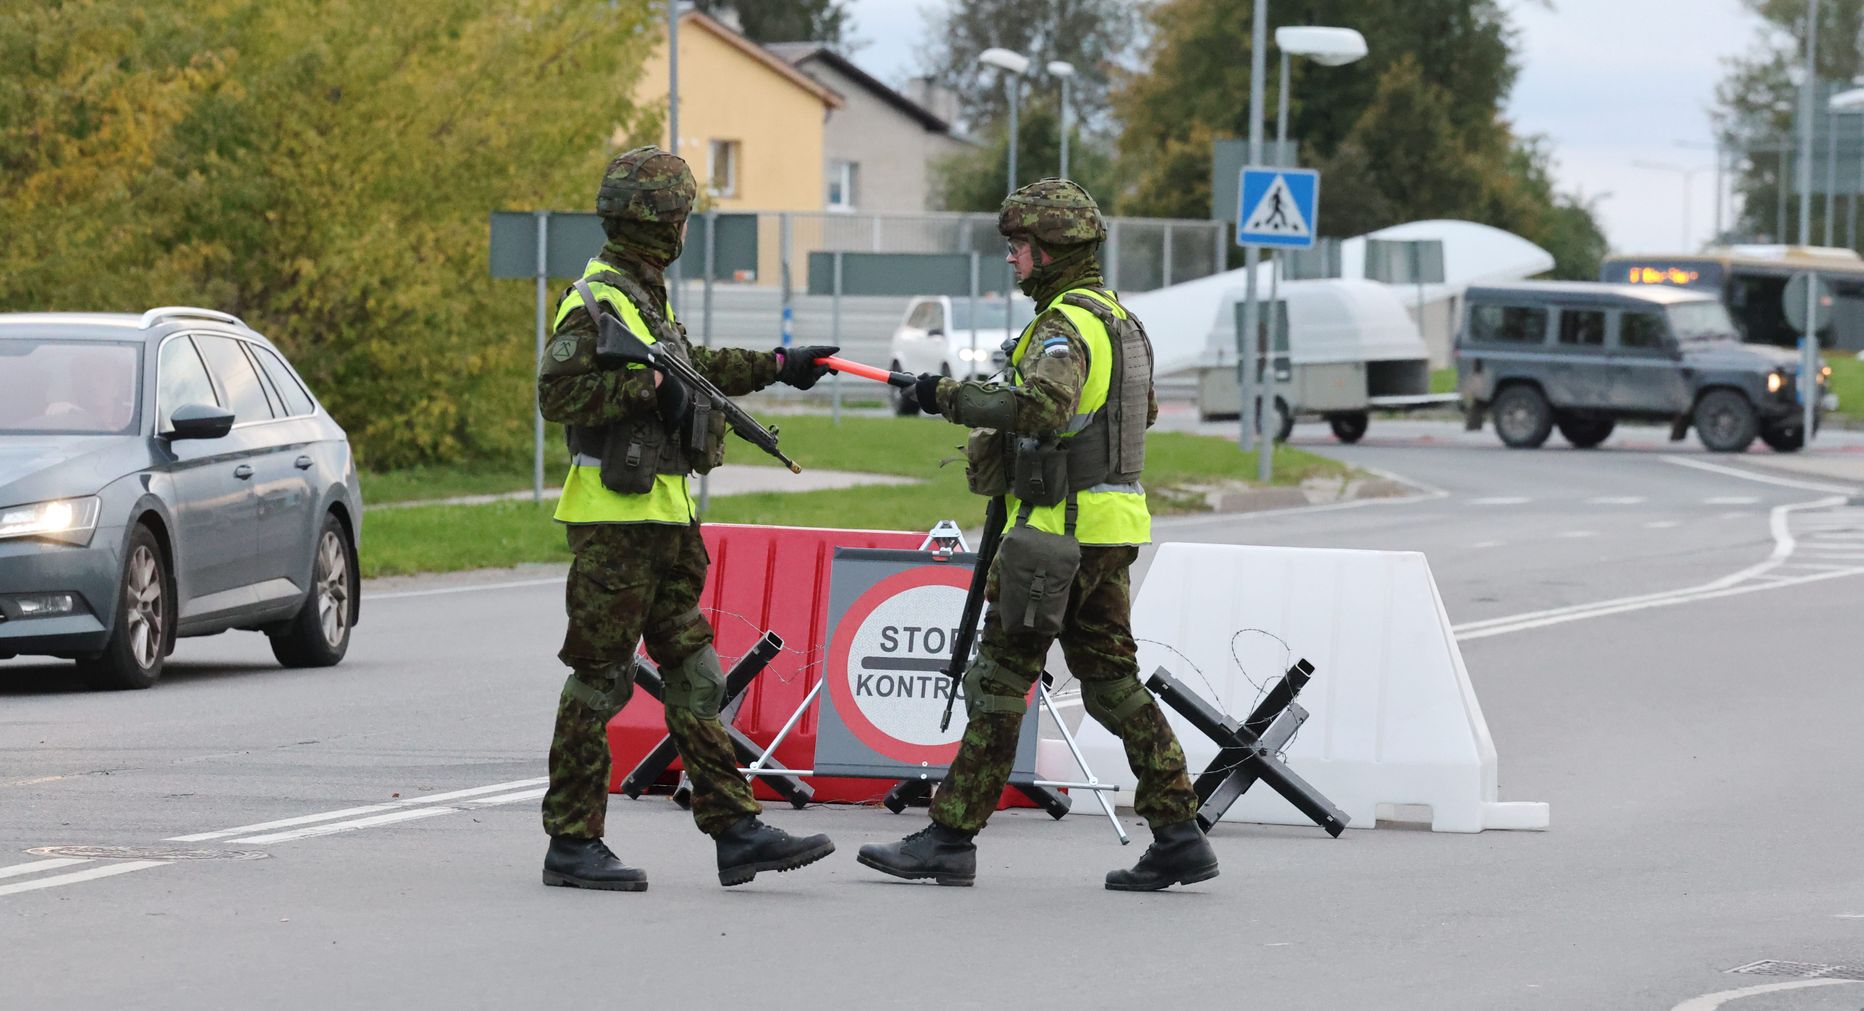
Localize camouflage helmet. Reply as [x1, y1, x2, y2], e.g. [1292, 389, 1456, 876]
[997, 178, 1106, 248]
[595, 146, 696, 225]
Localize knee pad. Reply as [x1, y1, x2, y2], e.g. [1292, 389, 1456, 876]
[961, 655, 1036, 719]
[659, 645, 725, 720]
[1080, 675, 1151, 732]
[562, 664, 634, 717]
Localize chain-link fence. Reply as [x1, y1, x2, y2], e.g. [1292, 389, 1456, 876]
[697, 210, 1225, 294]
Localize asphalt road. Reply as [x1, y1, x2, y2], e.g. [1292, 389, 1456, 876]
[5, 420, 1864, 1010]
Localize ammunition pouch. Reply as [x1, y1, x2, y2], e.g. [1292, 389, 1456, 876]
[965, 428, 1010, 496]
[1011, 436, 1070, 506]
[996, 508, 1080, 637]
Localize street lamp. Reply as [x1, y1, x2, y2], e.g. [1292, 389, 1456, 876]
[977, 47, 1030, 197]
[1632, 160, 1710, 249]
[1047, 60, 1076, 178]
[1272, 26, 1368, 166]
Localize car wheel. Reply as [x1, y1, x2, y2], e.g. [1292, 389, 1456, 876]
[1327, 411, 1369, 444]
[888, 359, 917, 416]
[270, 513, 356, 668]
[1694, 390, 1759, 453]
[79, 524, 169, 690]
[1492, 386, 1553, 449]
[1760, 425, 1805, 453]
[1556, 416, 1615, 449]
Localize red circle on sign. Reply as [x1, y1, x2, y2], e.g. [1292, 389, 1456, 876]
[825, 564, 976, 765]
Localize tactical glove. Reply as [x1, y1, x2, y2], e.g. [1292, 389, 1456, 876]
[914, 373, 944, 416]
[773, 345, 840, 390]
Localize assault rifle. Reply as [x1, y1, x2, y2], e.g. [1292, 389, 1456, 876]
[580, 279, 802, 474]
[938, 494, 1007, 732]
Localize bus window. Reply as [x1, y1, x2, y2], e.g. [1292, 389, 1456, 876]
[1727, 273, 1791, 346]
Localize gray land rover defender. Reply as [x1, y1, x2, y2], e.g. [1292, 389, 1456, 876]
[1457, 282, 1829, 453]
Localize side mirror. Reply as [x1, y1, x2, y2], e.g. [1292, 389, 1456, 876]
[166, 403, 235, 441]
[927, 328, 945, 339]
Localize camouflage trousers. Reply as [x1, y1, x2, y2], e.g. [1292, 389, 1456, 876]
[929, 544, 1198, 833]
[542, 522, 760, 839]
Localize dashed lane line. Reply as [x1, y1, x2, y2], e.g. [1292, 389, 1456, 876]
[0, 858, 90, 879]
[231, 806, 461, 845]
[0, 860, 167, 898]
[1706, 496, 1760, 505]
[1588, 496, 1647, 505]
[1470, 496, 1530, 505]
[168, 777, 548, 842]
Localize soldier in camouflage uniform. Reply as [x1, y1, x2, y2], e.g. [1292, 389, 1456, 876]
[536, 146, 841, 890]
[857, 179, 1219, 891]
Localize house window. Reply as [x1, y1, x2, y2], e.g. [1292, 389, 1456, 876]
[826, 160, 858, 212]
[707, 139, 739, 198]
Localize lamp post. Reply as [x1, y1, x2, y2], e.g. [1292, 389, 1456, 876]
[978, 47, 1030, 349]
[978, 48, 1030, 196]
[1674, 138, 1726, 241]
[1829, 87, 1864, 243]
[1048, 60, 1076, 178]
[1271, 26, 1368, 167]
[1631, 160, 1710, 249]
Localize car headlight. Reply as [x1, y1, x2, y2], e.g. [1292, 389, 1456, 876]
[959, 347, 989, 363]
[1767, 371, 1784, 394]
[0, 497, 102, 546]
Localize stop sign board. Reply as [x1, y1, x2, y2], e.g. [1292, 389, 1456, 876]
[813, 548, 1042, 781]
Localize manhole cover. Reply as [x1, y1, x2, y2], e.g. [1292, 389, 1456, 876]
[1728, 960, 1864, 982]
[28, 845, 268, 862]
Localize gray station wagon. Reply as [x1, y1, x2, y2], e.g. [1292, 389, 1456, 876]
[0, 308, 362, 689]
[1456, 282, 1830, 453]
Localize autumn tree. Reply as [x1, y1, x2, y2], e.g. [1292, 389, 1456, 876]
[0, 0, 660, 469]
[690, 0, 852, 48]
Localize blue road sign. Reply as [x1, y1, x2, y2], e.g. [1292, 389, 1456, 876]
[1236, 167, 1320, 249]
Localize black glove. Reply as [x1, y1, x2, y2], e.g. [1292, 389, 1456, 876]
[655, 371, 691, 428]
[774, 345, 840, 390]
[914, 373, 944, 416]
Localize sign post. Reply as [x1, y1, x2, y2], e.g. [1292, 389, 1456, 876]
[1235, 166, 1320, 483]
[1784, 270, 1832, 443]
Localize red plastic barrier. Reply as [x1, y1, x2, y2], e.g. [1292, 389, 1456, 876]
[606, 522, 1037, 809]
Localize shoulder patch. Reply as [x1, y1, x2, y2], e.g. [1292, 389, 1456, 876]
[548, 337, 578, 362]
[1041, 337, 1074, 357]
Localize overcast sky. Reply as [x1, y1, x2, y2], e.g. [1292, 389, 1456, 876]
[839, 0, 1765, 257]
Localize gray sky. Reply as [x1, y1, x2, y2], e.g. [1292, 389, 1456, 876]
[841, 0, 1764, 257]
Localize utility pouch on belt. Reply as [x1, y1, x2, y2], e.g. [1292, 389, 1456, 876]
[687, 399, 726, 474]
[596, 423, 664, 494]
[996, 520, 1080, 637]
[965, 428, 1010, 496]
[1011, 436, 1070, 507]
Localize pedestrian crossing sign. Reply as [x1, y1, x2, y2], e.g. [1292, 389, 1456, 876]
[1236, 167, 1319, 249]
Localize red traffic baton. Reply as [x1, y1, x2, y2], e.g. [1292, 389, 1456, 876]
[820, 355, 916, 388]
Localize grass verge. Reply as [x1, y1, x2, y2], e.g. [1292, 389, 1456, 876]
[359, 415, 1348, 578]
[1826, 355, 1863, 421]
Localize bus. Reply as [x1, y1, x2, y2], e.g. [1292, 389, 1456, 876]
[1599, 245, 1864, 352]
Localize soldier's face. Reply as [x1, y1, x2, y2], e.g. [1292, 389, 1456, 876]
[1006, 239, 1048, 281]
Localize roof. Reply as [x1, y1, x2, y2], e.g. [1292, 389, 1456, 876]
[765, 42, 950, 133]
[1604, 245, 1864, 273]
[1465, 281, 1715, 305]
[681, 11, 842, 109]
[0, 309, 260, 341]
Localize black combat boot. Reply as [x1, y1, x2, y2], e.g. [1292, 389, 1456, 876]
[856, 822, 977, 886]
[1104, 820, 1219, 891]
[542, 836, 648, 892]
[713, 816, 836, 887]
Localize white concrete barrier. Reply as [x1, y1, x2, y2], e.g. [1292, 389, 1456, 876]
[1067, 543, 1548, 833]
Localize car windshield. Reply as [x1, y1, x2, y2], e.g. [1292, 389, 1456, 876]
[949, 299, 1037, 332]
[1666, 301, 1740, 343]
[0, 338, 143, 435]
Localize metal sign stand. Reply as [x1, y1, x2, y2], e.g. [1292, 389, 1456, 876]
[1147, 659, 1349, 837]
[619, 632, 814, 810]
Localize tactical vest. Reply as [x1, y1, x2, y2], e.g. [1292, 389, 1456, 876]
[559, 266, 724, 496]
[1003, 286, 1154, 546]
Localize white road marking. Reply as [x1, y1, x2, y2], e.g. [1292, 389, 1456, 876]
[1646, 520, 1682, 529]
[369, 577, 567, 601]
[0, 860, 166, 898]
[1557, 530, 1597, 539]
[1719, 511, 1748, 519]
[0, 858, 90, 879]
[169, 777, 548, 842]
[1663, 454, 1863, 494]
[1707, 496, 1760, 505]
[1588, 496, 1646, 505]
[1470, 540, 1504, 549]
[231, 806, 460, 845]
[1455, 496, 1855, 640]
[463, 788, 548, 807]
[1670, 978, 1859, 1010]
[1469, 496, 1529, 505]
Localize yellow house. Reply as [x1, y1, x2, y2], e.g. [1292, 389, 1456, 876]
[636, 10, 841, 213]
